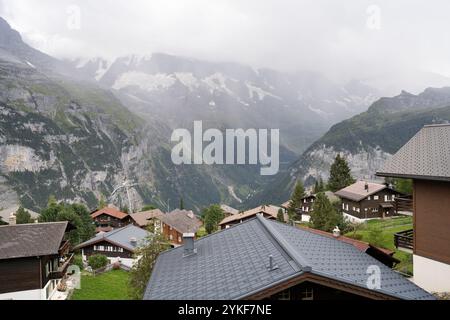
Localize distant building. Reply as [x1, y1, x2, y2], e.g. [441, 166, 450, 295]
[282, 191, 339, 223]
[75, 224, 150, 268]
[154, 209, 202, 247]
[220, 204, 239, 217]
[0, 222, 73, 300]
[335, 181, 403, 223]
[218, 205, 285, 229]
[377, 124, 450, 293]
[144, 215, 433, 300]
[0, 206, 39, 225]
[90, 206, 131, 233]
[129, 209, 163, 229]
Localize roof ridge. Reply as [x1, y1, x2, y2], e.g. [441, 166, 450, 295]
[256, 215, 312, 272]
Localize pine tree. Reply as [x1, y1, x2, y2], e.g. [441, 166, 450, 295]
[288, 181, 305, 220]
[15, 206, 32, 224]
[277, 208, 285, 222]
[328, 154, 355, 192]
[203, 205, 225, 234]
[313, 177, 325, 193]
[97, 194, 107, 209]
[309, 192, 346, 232]
[179, 198, 184, 210]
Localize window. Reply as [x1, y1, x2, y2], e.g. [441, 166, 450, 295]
[392, 195, 396, 201]
[368, 196, 371, 200]
[169, 234, 173, 240]
[275, 290, 291, 300]
[342, 203, 345, 209]
[384, 195, 388, 202]
[301, 288, 314, 300]
[356, 208, 360, 213]
[352, 206, 356, 211]
[178, 236, 182, 243]
[374, 195, 379, 200]
[311, 199, 314, 203]
[373, 208, 378, 213]
[345, 204, 349, 211]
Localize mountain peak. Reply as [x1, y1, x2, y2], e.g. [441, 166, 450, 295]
[0, 16, 23, 47]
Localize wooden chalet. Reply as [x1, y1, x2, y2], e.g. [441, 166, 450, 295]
[90, 206, 131, 233]
[129, 209, 163, 229]
[154, 209, 202, 247]
[0, 222, 73, 300]
[75, 224, 150, 268]
[218, 205, 285, 229]
[377, 124, 450, 293]
[335, 181, 404, 223]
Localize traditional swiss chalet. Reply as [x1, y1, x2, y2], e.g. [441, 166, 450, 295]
[335, 181, 404, 223]
[75, 224, 149, 268]
[154, 209, 203, 247]
[0, 222, 73, 300]
[90, 206, 131, 233]
[377, 124, 450, 293]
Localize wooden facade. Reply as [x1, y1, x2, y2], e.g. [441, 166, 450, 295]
[341, 189, 402, 220]
[93, 213, 131, 230]
[245, 273, 396, 300]
[414, 179, 450, 265]
[81, 240, 134, 260]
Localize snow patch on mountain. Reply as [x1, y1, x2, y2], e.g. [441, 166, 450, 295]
[112, 72, 177, 91]
[175, 72, 199, 91]
[247, 83, 281, 101]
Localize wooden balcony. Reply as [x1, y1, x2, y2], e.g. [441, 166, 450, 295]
[394, 229, 414, 252]
[49, 253, 75, 280]
[395, 196, 413, 214]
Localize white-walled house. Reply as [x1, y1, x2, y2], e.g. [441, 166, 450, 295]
[75, 224, 149, 268]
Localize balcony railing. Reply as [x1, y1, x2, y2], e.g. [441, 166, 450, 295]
[394, 229, 414, 251]
[49, 253, 75, 280]
[395, 196, 413, 213]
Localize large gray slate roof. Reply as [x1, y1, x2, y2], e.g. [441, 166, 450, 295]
[75, 224, 149, 252]
[0, 222, 68, 260]
[377, 124, 450, 181]
[144, 215, 433, 300]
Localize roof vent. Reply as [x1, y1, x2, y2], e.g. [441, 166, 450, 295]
[364, 182, 369, 192]
[187, 212, 194, 219]
[333, 226, 341, 238]
[183, 233, 196, 256]
[130, 237, 137, 246]
[267, 255, 279, 271]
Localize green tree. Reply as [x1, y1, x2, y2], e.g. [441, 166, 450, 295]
[313, 177, 326, 193]
[15, 206, 33, 224]
[179, 198, 184, 210]
[288, 181, 305, 220]
[328, 154, 355, 192]
[277, 208, 285, 222]
[88, 254, 109, 269]
[203, 205, 225, 234]
[388, 178, 413, 195]
[309, 192, 347, 232]
[97, 194, 107, 209]
[128, 228, 170, 299]
[141, 204, 157, 211]
[39, 199, 95, 245]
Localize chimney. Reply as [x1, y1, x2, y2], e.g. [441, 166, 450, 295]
[332, 226, 341, 238]
[183, 233, 196, 256]
[267, 255, 279, 271]
[130, 237, 137, 246]
[364, 182, 369, 192]
[187, 211, 194, 219]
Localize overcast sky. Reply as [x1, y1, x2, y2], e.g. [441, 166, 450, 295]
[1, 0, 450, 83]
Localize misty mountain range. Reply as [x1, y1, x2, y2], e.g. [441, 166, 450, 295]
[1, 16, 450, 212]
